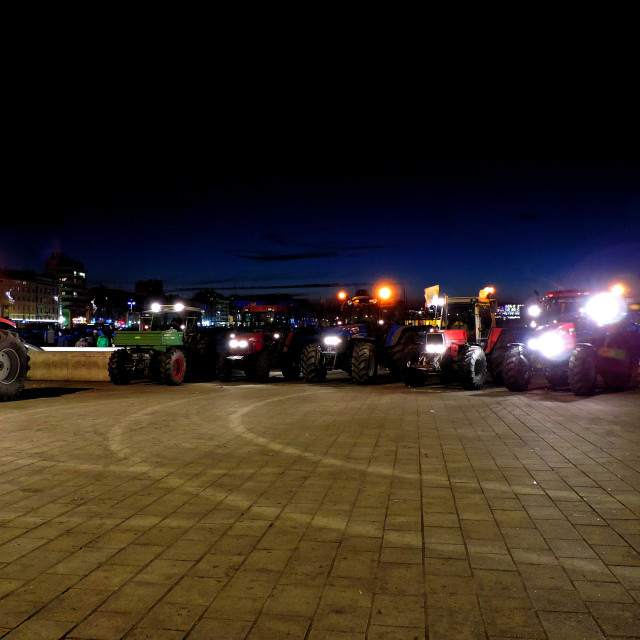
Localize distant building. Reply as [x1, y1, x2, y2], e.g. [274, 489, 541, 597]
[0, 269, 61, 324]
[192, 289, 231, 326]
[44, 253, 91, 325]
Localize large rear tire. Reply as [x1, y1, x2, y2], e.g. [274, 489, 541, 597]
[503, 345, 532, 392]
[386, 329, 420, 379]
[301, 343, 326, 383]
[351, 342, 378, 385]
[568, 345, 597, 396]
[160, 348, 186, 386]
[108, 349, 133, 385]
[458, 344, 487, 390]
[0, 331, 30, 401]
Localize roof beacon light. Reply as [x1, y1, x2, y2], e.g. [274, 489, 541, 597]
[378, 286, 392, 300]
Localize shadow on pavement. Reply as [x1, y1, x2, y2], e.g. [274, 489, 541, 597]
[18, 386, 94, 400]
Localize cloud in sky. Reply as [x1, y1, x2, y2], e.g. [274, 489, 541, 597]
[238, 244, 388, 261]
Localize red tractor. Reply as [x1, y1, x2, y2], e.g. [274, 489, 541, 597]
[503, 286, 640, 395]
[404, 286, 508, 389]
[0, 318, 30, 401]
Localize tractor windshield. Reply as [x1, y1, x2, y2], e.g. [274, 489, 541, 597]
[344, 301, 379, 324]
[540, 298, 583, 322]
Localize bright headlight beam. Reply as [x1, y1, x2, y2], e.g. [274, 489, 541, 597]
[323, 336, 341, 346]
[585, 292, 626, 326]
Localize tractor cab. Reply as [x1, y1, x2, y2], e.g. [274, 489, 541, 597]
[138, 304, 202, 335]
[338, 289, 404, 332]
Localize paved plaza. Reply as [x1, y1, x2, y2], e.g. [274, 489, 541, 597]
[1, 374, 639, 639]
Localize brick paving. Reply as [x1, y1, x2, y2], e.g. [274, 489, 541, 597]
[0, 377, 639, 639]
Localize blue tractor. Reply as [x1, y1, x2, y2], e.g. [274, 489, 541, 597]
[300, 287, 419, 384]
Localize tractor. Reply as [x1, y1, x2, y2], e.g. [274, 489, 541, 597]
[300, 286, 420, 385]
[0, 318, 30, 401]
[216, 304, 318, 382]
[403, 285, 512, 389]
[503, 286, 640, 396]
[108, 303, 217, 385]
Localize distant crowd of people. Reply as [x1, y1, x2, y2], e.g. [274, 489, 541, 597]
[19, 326, 114, 348]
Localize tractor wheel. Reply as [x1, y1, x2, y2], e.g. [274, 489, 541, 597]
[486, 332, 508, 385]
[254, 350, 271, 383]
[0, 330, 30, 401]
[108, 349, 133, 385]
[216, 354, 232, 382]
[351, 342, 378, 385]
[160, 348, 186, 386]
[386, 330, 421, 379]
[301, 343, 326, 383]
[440, 352, 456, 385]
[503, 345, 532, 392]
[458, 344, 487, 390]
[404, 367, 426, 387]
[568, 345, 597, 396]
[545, 369, 569, 389]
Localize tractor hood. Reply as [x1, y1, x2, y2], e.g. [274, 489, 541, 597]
[322, 324, 370, 348]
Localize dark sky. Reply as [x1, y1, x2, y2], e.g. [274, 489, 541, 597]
[5, 23, 639, 306]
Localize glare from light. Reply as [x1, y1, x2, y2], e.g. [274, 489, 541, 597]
[585, 292, 626, 326]
[528, 305, 541, 317]
[323, 336, 341, 346]
[611, 283, 625, 296]
[337, 291, 347, 300]
[151, 303, 161, 313]
[531, 331, 566, 358]
[230, 339, 249, 349]
[378, 286, 392, 300]
[273, 333, 280, 339]
[174, 303, 185, 312]
[425, 343, 446, 354]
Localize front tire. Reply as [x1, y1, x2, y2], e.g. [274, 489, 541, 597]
[301, 343, 327, 383]
[458, 344, 487, 390]
[351, 342, 378, 385]
[0, 331, 30, 401]
[568, 345, 597, 396]
[254, 350, 271, 383]
[216, 354, 232, 382]
[503, 345, 532, 391]
[108, 349, 132, 385]
[160, 348, 186, 386]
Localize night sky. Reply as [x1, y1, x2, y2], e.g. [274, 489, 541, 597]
[6, 25, 639, 307]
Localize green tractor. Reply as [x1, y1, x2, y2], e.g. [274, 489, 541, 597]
[108, 303, 217, 386]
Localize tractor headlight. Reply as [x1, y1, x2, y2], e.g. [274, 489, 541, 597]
[323, 336, 342, 346]
[425, 343, 446, 354]
[584, 292, 626, 326]
[229, 339, 249, 349]
[529, 331, 565, 359]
